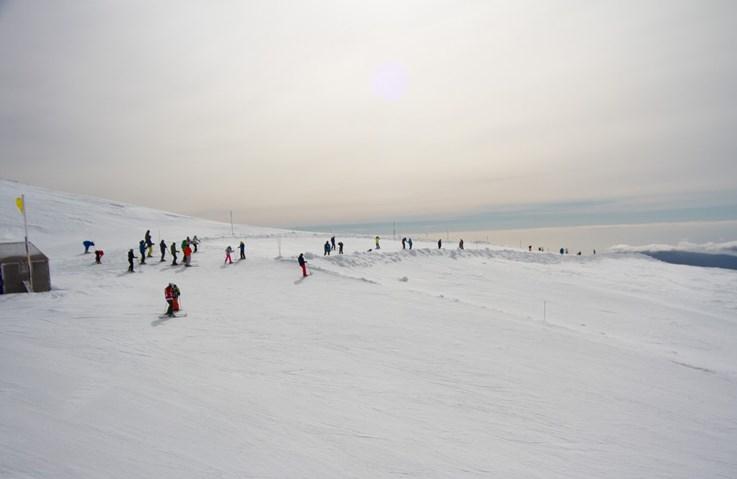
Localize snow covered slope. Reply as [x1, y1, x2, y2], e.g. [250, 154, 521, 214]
[1, 180, 736, 478]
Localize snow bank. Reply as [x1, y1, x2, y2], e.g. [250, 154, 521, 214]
[2, 180, 737, 478]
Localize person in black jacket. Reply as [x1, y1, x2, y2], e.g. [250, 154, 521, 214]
[128, 249, 135, 272]
[239, 241, 246, 260]
[298, 253, 308, 277]
[145, 230, 153, 257]
[170, 242, 179, 266]
[139, 240, 147, 264]
[160, 240, 167, 262]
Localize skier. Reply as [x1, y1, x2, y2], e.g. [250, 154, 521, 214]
[408, 238, 413, 250]
[338, 241, 344, 254]
[139, 240, 147, 264]
[225, 246, 233, 264]
[183, 243, 193, 267]
[528, 245, 532, 252]
[593, 249, 596, 255]
[145, 230, 153, 257]
[324, 241, 331, 256]
[565, 248, 569, 255]
[192, 235, 199, 253]
[164, 283, 176, 317]
[560, 247, 564, 255]
[375, 236, 381, 250]
[459, 239, 464, 250]
[164, 283, 181, 315]
[239, 241, 246, 260]
[94, 249, 104, 264]
[171, 283, 181, 311]
[401, 237, 407, 249]
[127, 249, 135, 272]
[83, 240, 95, 254]
[170, 242, 179, 266]
[438, 239, 442, 249]
[159, 239, 167, 262]
[181, 239, 189, 265]
[330, 236, 336, 252]
[298, 253, 308, 277]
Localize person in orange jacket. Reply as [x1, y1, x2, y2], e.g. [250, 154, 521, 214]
[183, 244, 193, 267]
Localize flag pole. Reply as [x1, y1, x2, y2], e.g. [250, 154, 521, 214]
[21, 194, 33, 292]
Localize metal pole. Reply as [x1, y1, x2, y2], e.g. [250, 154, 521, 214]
[229, 211, 234, 237]
[543, 301, 546, 322]
[21, 194, 33, 292]
[277, 236, 282, 258]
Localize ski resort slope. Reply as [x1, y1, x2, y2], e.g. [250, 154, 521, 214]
[1, 180, 736, 478]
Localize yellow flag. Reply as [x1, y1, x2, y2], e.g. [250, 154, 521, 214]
[16, 196, 24, 214]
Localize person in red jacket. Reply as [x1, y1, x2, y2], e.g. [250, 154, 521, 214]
[164, 283, 176, 317]
[183, 244, 193, 267]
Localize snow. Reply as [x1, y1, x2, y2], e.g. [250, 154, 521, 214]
[1, 179, 737, 478]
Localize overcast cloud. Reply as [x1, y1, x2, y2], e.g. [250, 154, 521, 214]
[1, 0, 736, 226]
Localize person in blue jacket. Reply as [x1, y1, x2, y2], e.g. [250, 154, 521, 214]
[139, 240, 147, 264]
[83, 240, 95, 254]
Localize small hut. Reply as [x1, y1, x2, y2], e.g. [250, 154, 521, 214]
[0, 241, 51, 293]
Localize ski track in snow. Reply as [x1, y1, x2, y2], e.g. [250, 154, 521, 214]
[1, 179, 737, 478]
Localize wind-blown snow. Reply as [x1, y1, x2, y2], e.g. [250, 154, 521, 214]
[1, 179, 736, 478]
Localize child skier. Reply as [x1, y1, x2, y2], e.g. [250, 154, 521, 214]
[183, 243, 193, 266]
[83, 240, 95, 254]
[94, 249, 104, 264]
[324, 241, 331, 256]
[164, 283, 182, 316]
[459, 239, 464, 250]
[192, 235, 199, 253]
[127, 249, 135, 272]
[159, 239, 167, 262]
[225, 246, 234, 264]
[164, 283, 176, 317]
[239, 241, 245, 260]
[375, 236, 381, 249]
[170, 242, 179, 265]
[138, 240, 147, 264]
[338, 241, 344, 254]
[298, 253, 308, 277]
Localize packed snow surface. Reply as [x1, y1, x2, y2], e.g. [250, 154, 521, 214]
[1, 179, 736, 478]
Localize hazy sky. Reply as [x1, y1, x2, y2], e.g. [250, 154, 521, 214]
[1, 0, 736, 227]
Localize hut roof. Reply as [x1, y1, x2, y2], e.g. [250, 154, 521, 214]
[0, 242, 47, 261]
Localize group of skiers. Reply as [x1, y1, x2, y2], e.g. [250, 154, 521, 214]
[82, 240, 105, 264]
[126, 231, 200, 272]
[224, 241, 246, 264]
[323, 236, 344, 256]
